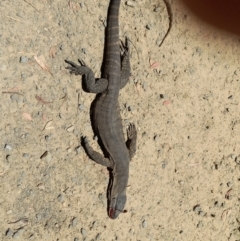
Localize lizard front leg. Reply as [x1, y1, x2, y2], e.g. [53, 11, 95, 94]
[126, 123, 137, 159]
[65, 59, 108, 93]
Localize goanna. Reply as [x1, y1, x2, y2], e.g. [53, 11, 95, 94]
[65, 0, 137, 219]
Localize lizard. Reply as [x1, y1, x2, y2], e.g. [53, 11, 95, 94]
[65, 0, 137, 219]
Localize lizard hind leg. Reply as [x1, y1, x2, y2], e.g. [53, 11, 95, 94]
[82, 137, 114, 168]
[126, 123, 137, 159]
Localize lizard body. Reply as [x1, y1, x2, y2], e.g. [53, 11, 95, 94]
[65, 0, 137, 219]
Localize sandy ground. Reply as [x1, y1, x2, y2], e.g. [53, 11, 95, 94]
[0, 0, 240, 240]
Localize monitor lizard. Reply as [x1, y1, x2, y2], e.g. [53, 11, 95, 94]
[65, 0, 137, 219]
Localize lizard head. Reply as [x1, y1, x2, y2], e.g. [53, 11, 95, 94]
[108, 194, 127, 219]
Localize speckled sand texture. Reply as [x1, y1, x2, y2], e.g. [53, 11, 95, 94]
[0, 0, 240, 240]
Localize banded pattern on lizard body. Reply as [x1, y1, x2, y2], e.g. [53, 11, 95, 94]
[65, 0, 137, 219]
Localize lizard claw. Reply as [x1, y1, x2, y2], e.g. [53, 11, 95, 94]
[65, 59, 86, 75]
[78, 59, 86, 66]
[65, 59, 79, 68]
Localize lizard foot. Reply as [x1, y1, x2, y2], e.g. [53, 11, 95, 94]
[127, 123, 137, 140]
[126, 123, 137, 159]
[65, 59, 88, 76]
[120, 37, 129, 57]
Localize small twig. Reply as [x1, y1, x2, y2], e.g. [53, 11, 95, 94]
[77, 92, 80, 113]
[23, 0, 40, 13]
[2, 91, 23, 95]
[159, 0, 172, 47]
[34, 55, 53, 76]
[35, 95, 53, 104]
[0, 171, 6, 176]
[6, 16, 23, 23]
[58, 94, 68, 109]
[127, 38, 139, 63]
[221, 208, 231, 221]
[225, 188, 232, 199]
[187, 163, 199, 167]
[8, 217, 29, 225]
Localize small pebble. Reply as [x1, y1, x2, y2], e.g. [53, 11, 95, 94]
[59, 113, 65, 119]
[13, 228, 25, 239]
[154, 134, 159, 141]
[98, 193, 103, 200]
[57, 194, 64, 202]
[6, 228, 13, 237]
[199, 211, 206, 216]
[81, 48, 87, 54]
[74, 238, 79, 241]
[159, 94, 164, 99]
[71, 217, 78, 227]
[197, 221, 203, 228]
[95, 233, 101, 240]
[23, 153, 29, 159]
[142, 81, 148, 90]
[146, 24, 151, 30]
[7, 210, 12, 215]
[6, 155, 11, 161]
[179, 180, 184, 186]
[154, 7, 161, 12]
[45, 135, 51, 141]
[129, 229, 134, 234]
[75, 146, 81, 154]
[71, 177, 81, 185]
[0, 65, 7, 71]
[19, 56, 28, 63]
[67, 125, 74, 132]
[193, 205, 201, 213]
[5, 144, 12, 150]
[36, 213, 42, 220]
[21, 73, 26, 80]
[142, 220, 147, 228]
[78, 104, 85, 111]
[40, 151, 52, 162]
[195, 47, 202, 54]
[91, 221, 98, 229]
[81, 228, 87, 237]
[162, 161, 167, 169]
[126, 1, 135, 7]
[156, 38, 162, 46]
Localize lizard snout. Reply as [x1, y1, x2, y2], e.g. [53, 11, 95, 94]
[108, 195, 127, 219]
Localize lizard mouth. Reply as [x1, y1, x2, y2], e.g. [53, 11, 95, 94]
[108, 207, 117, 219]
[108, 207, 127, 219]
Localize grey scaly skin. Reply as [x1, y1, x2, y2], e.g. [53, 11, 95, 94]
[65, 0, 137, 219]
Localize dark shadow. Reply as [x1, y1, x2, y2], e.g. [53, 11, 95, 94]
[179, 0, 240, 35]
